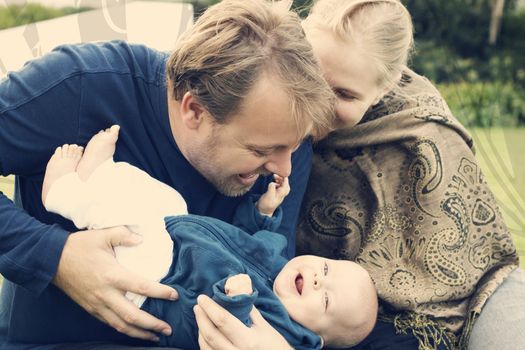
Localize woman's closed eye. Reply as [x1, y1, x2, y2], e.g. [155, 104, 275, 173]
[334, 88, 357, 101]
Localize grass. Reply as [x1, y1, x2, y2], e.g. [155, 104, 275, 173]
[0, 127, 524, 288]
[470, 128, 525, 268]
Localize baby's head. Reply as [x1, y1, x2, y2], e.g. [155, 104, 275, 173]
[274, 255, 377, 348]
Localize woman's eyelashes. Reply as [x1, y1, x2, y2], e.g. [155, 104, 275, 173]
[334, 88, 357, 101]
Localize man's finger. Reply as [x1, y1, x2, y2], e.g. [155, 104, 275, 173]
[115, 271, 178, 301]
[96, 306, 160, 342]
[104, 289, 173, 336]
[194, 304, 236, 350]
[198, 332, 212, 350]
[249, 305, 266, 326]
[105, 226, 143, 248]
[196, 295, 247, 342]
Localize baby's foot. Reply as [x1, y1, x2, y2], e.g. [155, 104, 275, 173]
[76, 125, 120, 181]
[42, 144, 83, 205]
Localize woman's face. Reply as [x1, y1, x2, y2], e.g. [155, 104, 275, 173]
[305, 27, 384, 128]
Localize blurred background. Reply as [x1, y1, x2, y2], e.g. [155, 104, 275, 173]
[1, 0, 524, 277]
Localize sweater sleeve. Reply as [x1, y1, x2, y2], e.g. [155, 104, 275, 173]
[276, 139, 313, 259]
[211, 277, 258, 327]
[0, 45, 86, 293]
[232, 194, 283, 234]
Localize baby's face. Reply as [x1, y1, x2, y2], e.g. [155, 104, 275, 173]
[273, 255, 370, 344]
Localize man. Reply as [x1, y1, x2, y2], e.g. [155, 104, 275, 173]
[0, 0, 334, 348]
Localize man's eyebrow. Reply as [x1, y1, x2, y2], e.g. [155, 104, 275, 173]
[246, 143, 301, 151]
[247, 144, 285, 151]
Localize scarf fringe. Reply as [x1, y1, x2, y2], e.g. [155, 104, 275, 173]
[379, 313, 458, 350]
[456, 311, 479, 350]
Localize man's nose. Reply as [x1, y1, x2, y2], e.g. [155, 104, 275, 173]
[264, 149, 292, 178]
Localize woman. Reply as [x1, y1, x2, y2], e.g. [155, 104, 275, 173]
[194, 1, 524, 349]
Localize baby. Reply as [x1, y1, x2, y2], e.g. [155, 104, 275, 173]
[41, 126, 378, 349]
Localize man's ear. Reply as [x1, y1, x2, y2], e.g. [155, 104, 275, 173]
[180, 91, 207, 130]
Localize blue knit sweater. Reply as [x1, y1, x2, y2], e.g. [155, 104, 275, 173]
[145, 207, 321, 349]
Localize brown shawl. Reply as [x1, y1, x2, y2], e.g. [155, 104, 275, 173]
[296, 69, 519, 349]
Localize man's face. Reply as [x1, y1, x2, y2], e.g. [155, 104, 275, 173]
[185, 73, 306, 197]
[273, 255, 368, 342]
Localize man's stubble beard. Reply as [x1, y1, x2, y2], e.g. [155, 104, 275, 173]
[185, 135, 255, 197]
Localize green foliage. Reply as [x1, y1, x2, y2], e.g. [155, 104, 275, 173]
[0, 4, 89, 30]
[412, 41, 525, 87]
[291, 0, 314, 18]
[407, 3, 525, 127]
[188, 0, 313, 19]
[439, 82, 525, 127]
[403, 0, 518, 57]
[404, 0, 489, 57]
[500, 9, 525, 52]
[184, 0, 220, 17]
[497, 9, 525, 80]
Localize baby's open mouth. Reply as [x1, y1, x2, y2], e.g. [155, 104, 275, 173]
[295, 274, 303, 295]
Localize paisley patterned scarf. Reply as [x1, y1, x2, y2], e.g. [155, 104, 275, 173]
[296, 69, 519, 349]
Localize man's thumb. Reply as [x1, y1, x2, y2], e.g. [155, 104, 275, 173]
[249, 306, 266, 325]
[106, 226, 143, 247]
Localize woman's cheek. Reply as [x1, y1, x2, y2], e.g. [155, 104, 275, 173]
[335, 101, 360, 127]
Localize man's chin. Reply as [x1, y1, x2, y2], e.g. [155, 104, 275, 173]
[213, 177, 254, 197]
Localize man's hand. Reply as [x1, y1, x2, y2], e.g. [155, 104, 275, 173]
[53, 226, 178, 341]
[194, 295, 293, 350]
[225, 274, 253, 296]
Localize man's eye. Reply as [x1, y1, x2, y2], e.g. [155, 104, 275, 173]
[324, 292, 329, 311]
[253, 150, 269, 157]
[324, 261, 328, 276]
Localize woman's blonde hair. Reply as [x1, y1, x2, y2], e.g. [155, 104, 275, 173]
[167, 0, 335, 140]
[304, 0, 414, 90]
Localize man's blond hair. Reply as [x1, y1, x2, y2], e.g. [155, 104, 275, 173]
[167, 0, 335, 140]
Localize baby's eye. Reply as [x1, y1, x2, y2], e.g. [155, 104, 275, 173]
[324, 261, 328, 276]
[324, 292, 329, 311]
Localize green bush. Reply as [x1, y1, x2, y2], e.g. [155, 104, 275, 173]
[438, 82, 525, 127]
[0, 4, 89, 30]
[291, 0, 315, 18]
[412, 40, 525, 87]
[403, 0, 518, 57]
